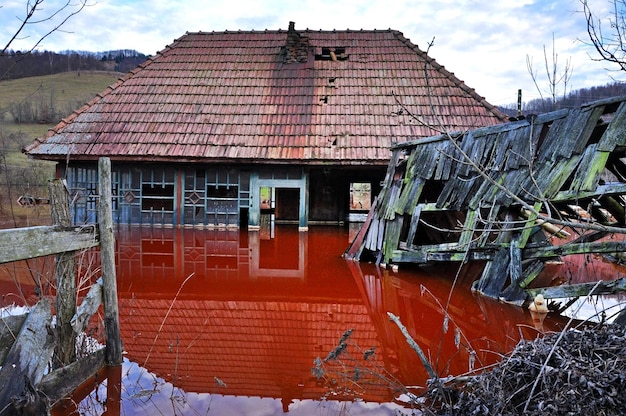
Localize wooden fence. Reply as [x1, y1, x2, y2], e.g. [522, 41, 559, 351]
[0, 158, 121, 415]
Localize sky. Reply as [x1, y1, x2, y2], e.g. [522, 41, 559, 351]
[1, 0, 624, 107]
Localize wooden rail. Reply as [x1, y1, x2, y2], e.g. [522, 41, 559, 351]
[0, 157, 121, 415]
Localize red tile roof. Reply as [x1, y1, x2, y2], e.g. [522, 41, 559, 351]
[25, 26, 507, 164]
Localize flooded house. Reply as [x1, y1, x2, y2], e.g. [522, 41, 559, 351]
[24, 22, 506, 229]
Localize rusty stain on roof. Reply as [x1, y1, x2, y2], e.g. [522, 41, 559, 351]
[25, 25, 507, 165]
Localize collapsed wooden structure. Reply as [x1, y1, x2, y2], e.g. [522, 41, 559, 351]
[345, 96, 626, 304]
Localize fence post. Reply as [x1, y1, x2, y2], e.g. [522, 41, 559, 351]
[49, 179, 77, 368]
[98, 157, 123, 365]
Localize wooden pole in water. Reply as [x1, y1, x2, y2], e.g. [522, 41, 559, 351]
[49, 179, 77, 368]
[98, 157, 123, 366]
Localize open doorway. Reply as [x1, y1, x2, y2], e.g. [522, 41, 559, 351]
[349, 182, 372, 222]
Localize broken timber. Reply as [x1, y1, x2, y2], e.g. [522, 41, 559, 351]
[0, 157, 121, 415]
[345, 95, 626, 305]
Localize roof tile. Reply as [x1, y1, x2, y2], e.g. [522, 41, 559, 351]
[26, 28, 506, 164]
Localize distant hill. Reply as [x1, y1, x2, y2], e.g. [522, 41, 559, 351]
[0, 49, 148, 81]
[499, 82, 626, 117]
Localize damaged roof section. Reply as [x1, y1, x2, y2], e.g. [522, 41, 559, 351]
[24, 23, 506, 164]
[345, 95, 626, 304]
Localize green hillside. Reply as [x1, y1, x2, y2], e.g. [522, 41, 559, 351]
[1, 70, 121, 164]
[0, 71, 122, 226]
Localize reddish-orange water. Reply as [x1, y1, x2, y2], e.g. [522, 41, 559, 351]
[3, 225, 610, 415]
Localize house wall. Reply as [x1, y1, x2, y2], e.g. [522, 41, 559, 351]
[62, 163, 384, 228]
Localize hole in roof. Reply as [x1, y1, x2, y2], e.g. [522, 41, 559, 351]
[315, 47, 348, 61]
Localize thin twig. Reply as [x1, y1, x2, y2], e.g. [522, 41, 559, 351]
[388, 312, 438, 380]
[143, 273, 195, 367]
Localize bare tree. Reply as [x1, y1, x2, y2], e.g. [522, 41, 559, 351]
[1, 0, 90, 56]
[526, 33, 573, 112]
[582, 0, 626, 71]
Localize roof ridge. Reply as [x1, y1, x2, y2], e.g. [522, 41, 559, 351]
[183, 27, 401, 35]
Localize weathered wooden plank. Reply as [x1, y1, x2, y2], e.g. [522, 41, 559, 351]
[535, 115, 569, 162]
[71, 279, 103, 334]
[553, 182, 626, 202]
[504, 125, 532, 170]
[404, 204, 422, 249]
[457, 131, 483, 177]
[98, 157, 123, 366]
[374, 150, 401, 215]
[365, 211, 383, 253]
[391, 131, 462, 150]
[414, 142, 440, 179]
[0, 299, 55, 414]
[391, 246, 497, 263]
[526, 277, 626, 299]
[0, 314, 27, 366]
[581, 94, 626, 108]
[0, 226, 98, 264]
[500, 259, 546, 305]
[534, 108, 569, 123]
[498, 236, 528, 304]
[473, 248, 510, 298]
[382, 179, 403, 220]
[39, 348, 106, 406]
[599, 195, 626, 224]
[597, 101, 626, 151]
[537, 153, 583, 199]
[570, 105, 606, 155]
[383, 216, 404, 264]
[523, 241, 626, 258]
[517, 202, 543, 249]
[568, 144, 607, 192]
[518, 260, 547, 289]
[457, 209, 477, 249]
[396, 177, 424, 215]
[438, 140, 457, 181]
[344, 198, 378, 260]
[50, 179, 78, 369]
[509, 236, 522, 284]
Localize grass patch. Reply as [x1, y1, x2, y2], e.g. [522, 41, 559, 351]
[0, 71, 122, 123]
[1, 71, 122, 225]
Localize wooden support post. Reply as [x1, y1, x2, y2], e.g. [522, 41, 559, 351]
[98, 158, 123, 366]
[49, 179, 77, 368]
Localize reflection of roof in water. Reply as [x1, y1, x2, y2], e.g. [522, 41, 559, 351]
[111, 226, 572, 406]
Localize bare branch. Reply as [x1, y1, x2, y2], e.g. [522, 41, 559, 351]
[1, 0, 91, 56]
[581, 0, 626, 71]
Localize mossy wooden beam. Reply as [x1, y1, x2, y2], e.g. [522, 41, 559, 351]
[518, 202, 544, 247]
[523, 241, 626, 258]
[553, 182, 626, 202]
[474, 247, 510, 298]
[391, 245, 497, 263]
[383, 216, 404, 264]
[458, 209, 478, 249]
[527, 277, 626, 299]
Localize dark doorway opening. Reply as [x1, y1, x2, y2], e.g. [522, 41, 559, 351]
[275, 188, 299, 223]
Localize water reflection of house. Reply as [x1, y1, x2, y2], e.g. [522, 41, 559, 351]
[110, 227, 570, 410]
[24, 22, 506, 229]
[114, 227, 392, 407]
